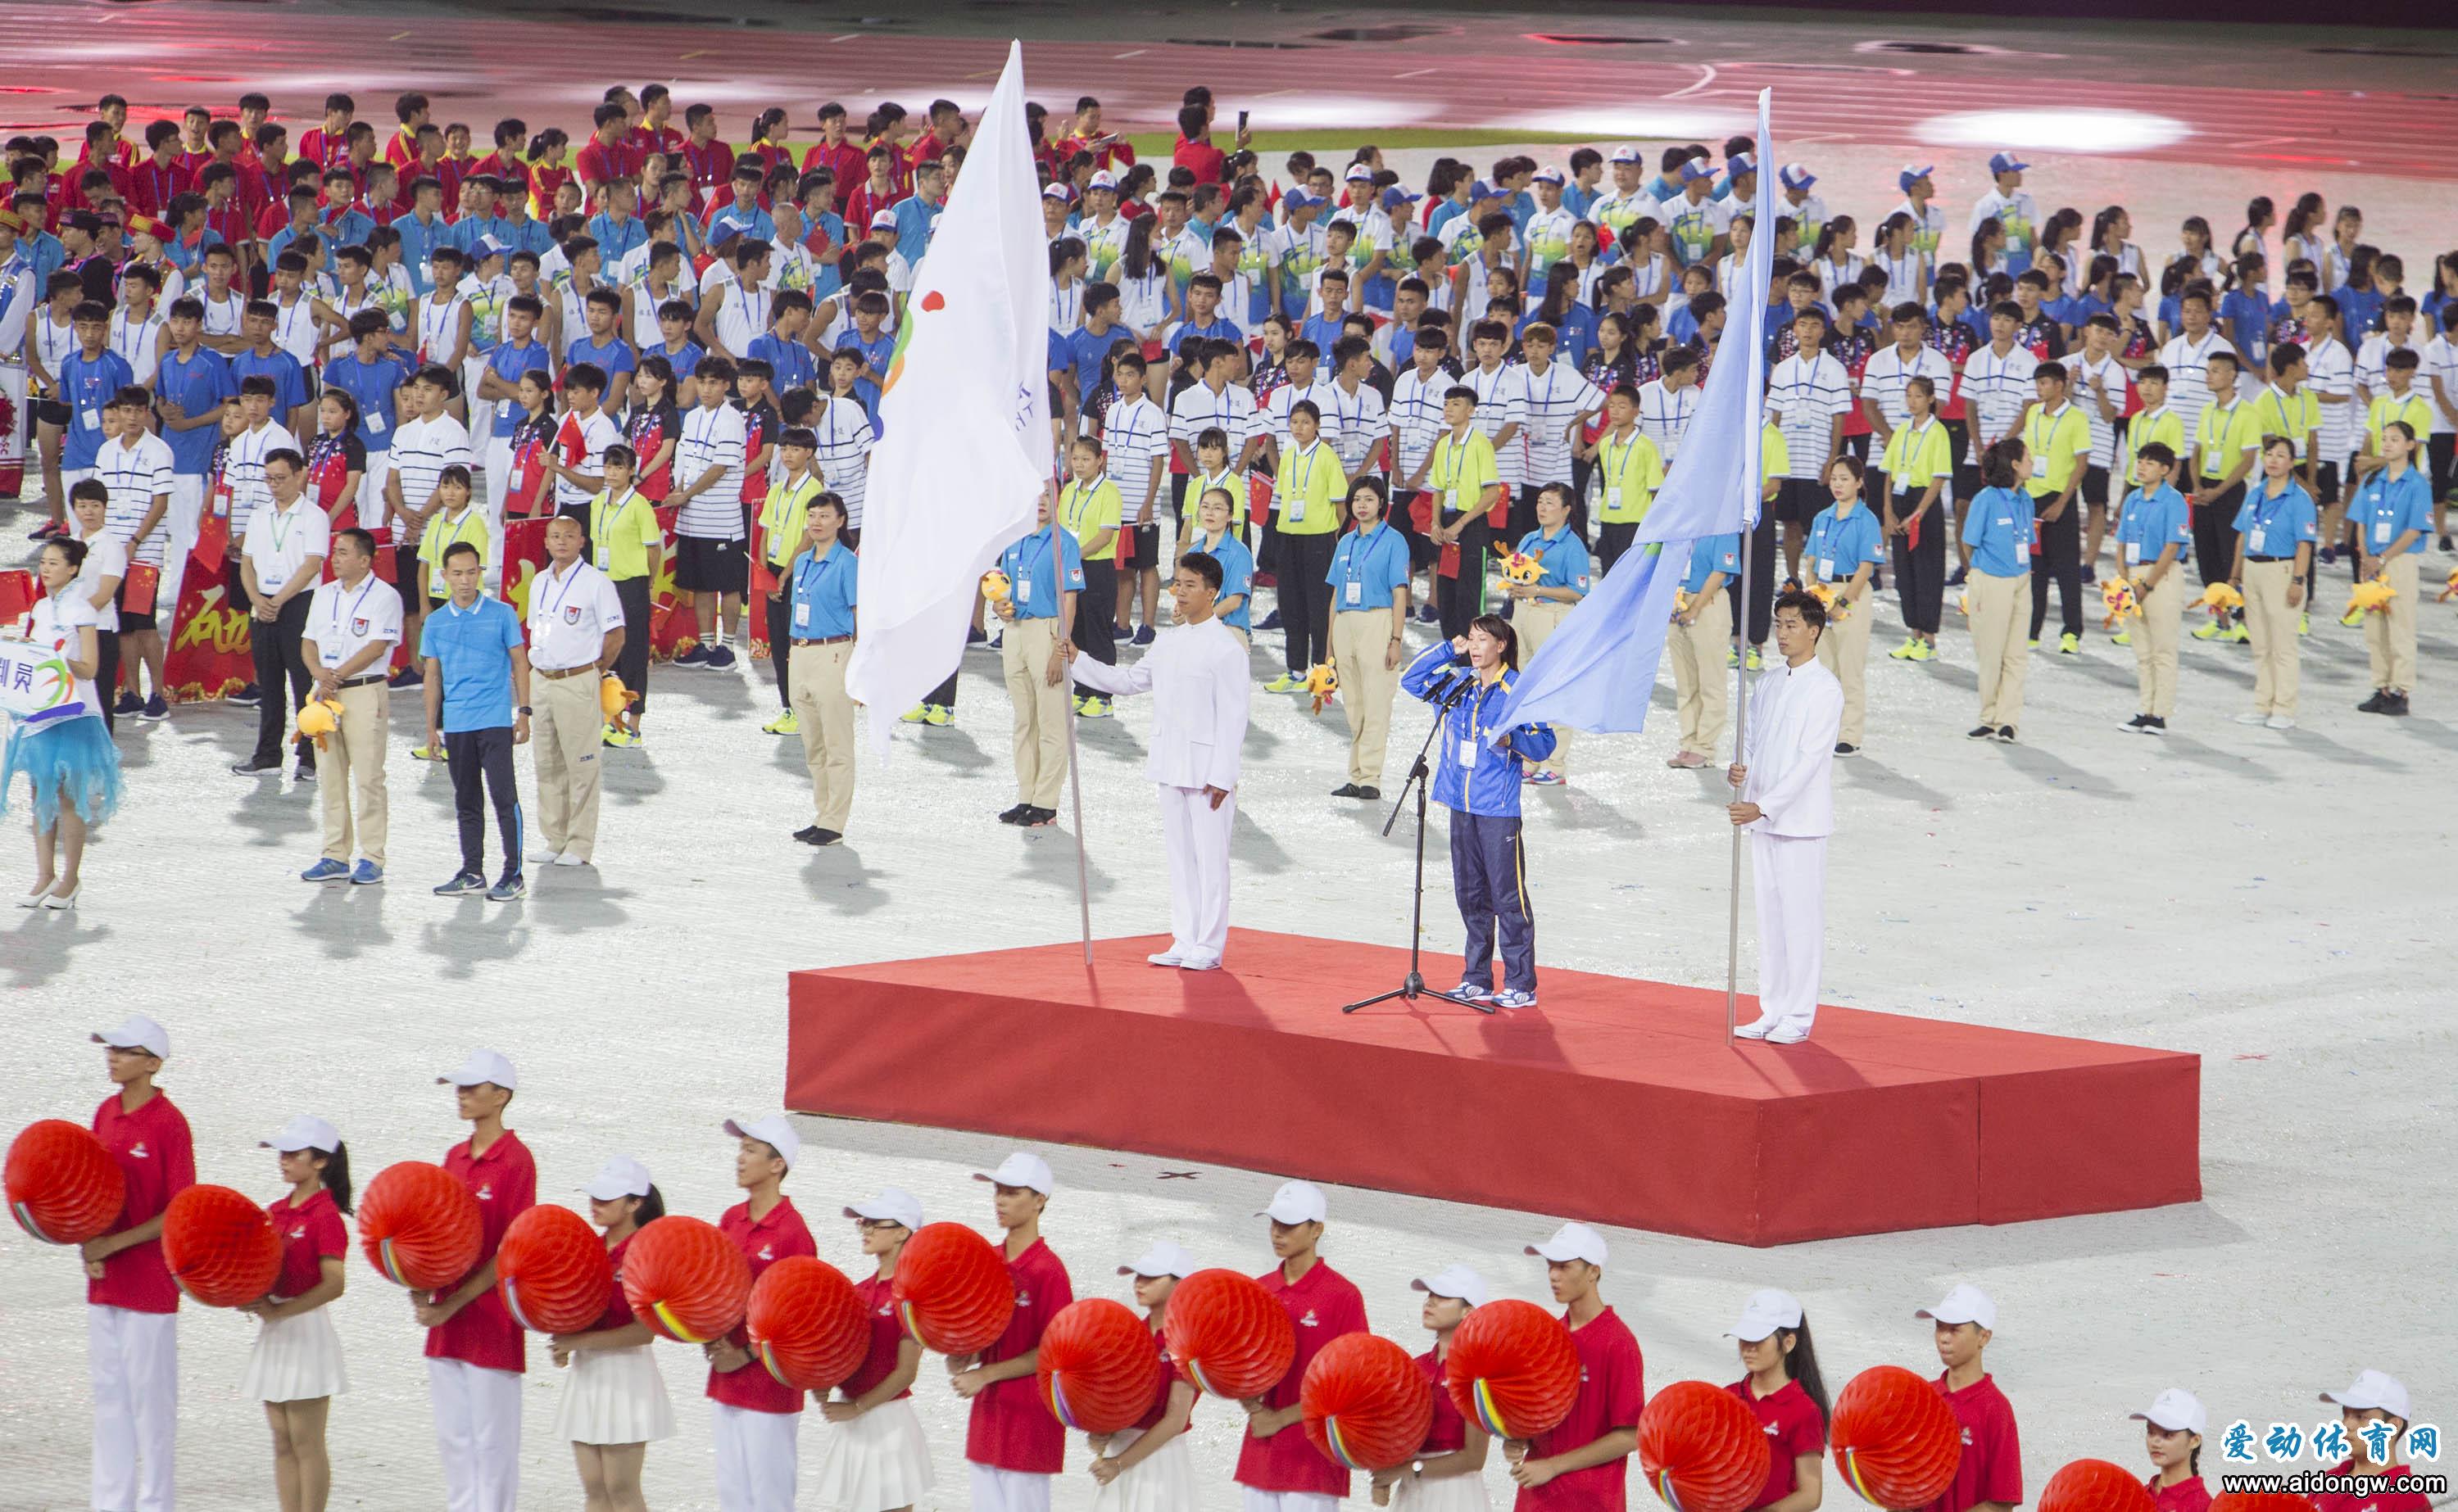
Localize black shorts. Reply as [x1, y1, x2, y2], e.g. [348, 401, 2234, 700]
[396, 540, 424, 593]
[1772, 478, 1826, 525]
[116, 604, 156, 632]
[34, 399, 70, 428]
[1118, 521, 1161, 569]
[2312, 460, 2341, 505]
[673, 533, 747, 594]
[2079, 465, 2110, 509]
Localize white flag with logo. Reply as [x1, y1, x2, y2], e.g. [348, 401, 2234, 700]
[847, 40, 1052, 754]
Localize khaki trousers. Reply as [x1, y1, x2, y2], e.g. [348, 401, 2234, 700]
[1970, 570, 2032, 729]
[2365, 554, 2419, 691]
[1669, 591, 1731, 757]
[532, 670, 605, 860]
[1514, 599, 1573, 771]
[2130, 573, 2182, 718]
[1330, 607, 1399, 786]
[787, 642, 857, 832]
[318, 680, 389, 864]
[1812, 591, 1872, 745]
[1002, 616, 1070, 808]
[2242, 559, 2299, 717]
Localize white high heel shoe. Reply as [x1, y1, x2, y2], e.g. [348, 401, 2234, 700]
[17, 883, 53, 908]
[41, 884, 79, 911]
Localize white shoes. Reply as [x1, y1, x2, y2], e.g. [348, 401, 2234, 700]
[1766, 1021, 1814, 1044]
[2233, 712, 2271, 725]
[1177, 955, 1222, 971]
[2265, 714, 2296, 731]
[1734, 1015, 1779, 1039]
[552, 852, 587, 867]
[1147, 950, 1186, 967]
[41, 884, 79, 912]
[525, 845, 562, 865]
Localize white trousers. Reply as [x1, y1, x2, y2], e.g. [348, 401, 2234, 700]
[89, 1305, 177, 1512]
[1750, 831, 1826, 1030]
[971, 1464, 1055, 1512]
[1159, 782, 1234, 962]
[157, 475, 206, 619]
[711, 1401, 800, 1512]
[1243, 1492, 1340, 1512]
[427, 1357, 523, 1512]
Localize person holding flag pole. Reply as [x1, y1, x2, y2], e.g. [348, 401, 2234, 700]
[1484, 88, 1830, 1043]
[841, 43, 1095, 963]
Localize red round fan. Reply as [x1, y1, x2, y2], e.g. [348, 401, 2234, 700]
[7, 1119, 125, 1246]
[1162, 1268, 1297, 1401]
[1639, 1380, 1775, 1512]
[622, 1215, 754, 1344]
[1037, 1297, 1164, 1434]
[161, 1184, 282, 1308]
[746, 1256, 870, 1392]
[356, 1161, 483, 1291]
[1833, 1365, 1964, 1510]
[497, 1205, 614, 1334]
[1445, 1298, 1580, 1440]
[891, 1222, 1015, 1356]
[1301, 1332, 1435, 1471]
[2039, 1460, 2159, 1512]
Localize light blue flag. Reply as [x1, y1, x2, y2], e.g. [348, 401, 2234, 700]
[1486, 89, 1776, 740]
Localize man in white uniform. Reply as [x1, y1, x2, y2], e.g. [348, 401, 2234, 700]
[1727, 589, 1844, 1044]
[1066, 550, 1250, 971]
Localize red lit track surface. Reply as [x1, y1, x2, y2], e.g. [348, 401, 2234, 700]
[4, 1, 2458, 181]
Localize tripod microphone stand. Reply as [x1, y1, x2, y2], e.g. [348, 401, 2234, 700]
[1343, 668, 1493, 1015]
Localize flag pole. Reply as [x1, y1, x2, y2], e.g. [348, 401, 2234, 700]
[1062, 678, 1093, 966]
[1726, 509, 1753, 1042]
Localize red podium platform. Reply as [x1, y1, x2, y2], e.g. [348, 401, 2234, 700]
[784, 930, 2200, 1246]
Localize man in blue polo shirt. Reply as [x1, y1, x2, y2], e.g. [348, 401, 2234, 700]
[995, 496, 1086, 827]
[323, 309, 411, 473]
[419, 541, 532, 902]
[154, 297, 238, 617]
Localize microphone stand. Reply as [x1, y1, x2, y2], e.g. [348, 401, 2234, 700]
[1343, 668, 1493, 1015]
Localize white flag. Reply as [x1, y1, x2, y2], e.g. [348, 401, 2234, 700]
[847, 39, 1051, 753]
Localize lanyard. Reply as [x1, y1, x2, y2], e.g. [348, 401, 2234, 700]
[267, 501, 303, 557]
[593, 490, 636, 551]
[1605, 429, 1637, 484]
[542, 561, 587, 622]
[1017, 530, 1053, 594]
[1290, 445, 1320, 499]
[329, 574, 375, 639]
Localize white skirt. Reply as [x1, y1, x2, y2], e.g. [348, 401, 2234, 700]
[551, 1344, 675, 1446]
[1394, 1469, 1494, 1512]
[1091, 1428, 1199, 1512]
[810, 1397, 935, 1511]
[241, 1305, 348, 1402]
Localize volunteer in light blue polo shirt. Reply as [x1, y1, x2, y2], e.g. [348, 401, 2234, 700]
[1965, 479, 2036, 580]
[1327, 505, 1413, 613]
[1182, 514, 1255, 636]
[1803, 491, 1885, 585]
[2113, 474, 2192, 573]
[2229, 467, 2318, 561]
[1000, 514, 1087, 618]
[2349, 440, 2431, 562]
[789, 534, 859, 638]
[1684, 534, 1742, 595]
[1510, 518, 1592, 598]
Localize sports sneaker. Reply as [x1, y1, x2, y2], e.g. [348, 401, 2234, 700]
[762, 709, 800, 735]
[388, 665, 423, 688]
[1453, 980, 1496, 1003]
[2320, 545, 2340, 567]
[1744, 646, 1762, 671]
[1415, 604, 1440, 624]
[231, 756, 282, 775]
[2383, 691, 2410, 716]
[2192, 621, 2226, 641]
[2227, 625, 2250, 644]
[1021, 806, 1059, 827]
[900, 704, 930, 723]
[1132, 624, 1155, 646]
[1945, 564, 1969, 587]
[1888, 638, 1920, 660]
[2339, 606, 2365, 628]
[1726, 646, 1739, 668]
[2297, 612, 2310, 636]
[293, 762, 316, 782]
[1966, 725, 1996, 740]
[2234, 711, 2272, 725]
[138, 693, 169, 721]
[674, 645, 712, 668]
[487, 874, 528, 902]
[226, 683, 263, 707]
[433, 870, 487, 897]
[1907, 641, 1935, 661]
[1490, 989, 1538, 1010]
[2265, 714, 2296, 731]
[2079, 564, 2097, 584]
[1264, 672, 1304, 693]
[2142, 715, 2168, 736]
[113, 690, 142, 716]
[1834, 742, 1859, 756]
[299, 858, 351, 883]
[2441, 534, 2453, 553]
[1257, 609, 1284, 631]
[706, 645, 738, 670]
[410, 743, 445, 762]
[1993, 726, 2017, 743]
[964, 624, 988, 645]
[2112, 629, 2131, 645]
[602, 725, 639, 748]
[1525, 770, 1564, 785]
[923, 704, 952, 727]
[349, 860, 384, 885]
[2121, 713, 2154, 734]
[27, 518, 65, 541]
[2057, 632, 2079, 654]
[997, 803, 1032, 825]
[1077, 696, 1111, 719]
[2028, 637, 2041, 649]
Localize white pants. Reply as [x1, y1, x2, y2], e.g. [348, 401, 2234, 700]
[427, 1357, 523, 1512]
[1243, 1492, 1340, 1512]
[89, 1305, 177, 1512]
[711, 1401, 800, 1512]
[971, 1464, 1055, 1512]
[1159, 782, 1234, 962]
[158, 474, 206, 619]
[356, 466, 388, 530]
[1750, 831, 1826, 1031]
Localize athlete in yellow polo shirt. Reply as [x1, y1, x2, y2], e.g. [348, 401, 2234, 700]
[1580, 383, 1667, 573]
[587, 445, 664, 746]
[1059, 434, 1126, 713]
[756, 426, 828, 735]
[1880, 375, 1955, 659]
[2190, 350, 2262, 639]
[1264, 399, 1350, 692]
[1422, 386, 1503, 644]
[2020, 363, 2093, 651]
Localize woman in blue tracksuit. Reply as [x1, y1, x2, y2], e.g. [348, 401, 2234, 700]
[1400, 614, 1558, 1009]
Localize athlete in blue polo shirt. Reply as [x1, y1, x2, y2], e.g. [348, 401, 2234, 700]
[57, 304, 135, 478]
[322, 310, 412, 460]
[418, 540, 531, 902]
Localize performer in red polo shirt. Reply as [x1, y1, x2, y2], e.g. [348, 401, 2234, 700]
[2313, 1372, 2433, 1512]
[1236, 1179, 1368, 1512]
[419, 1049, 535, 1512]
[1725, 1288, 1830, 1512]
[239, 1115, 354, 1512]
[1374, 1264, 1494, 1509]
[2129, 1388, 2211, 1512]
[1916, 1284, 2022, 1512]
[82, 1014, 195, 1512]
[709, 1116, 817, 1512]
[1512, 1222, 1644, 1510]
[953, 1151, 1074, 1512]
[815, 1186, 935, 1511]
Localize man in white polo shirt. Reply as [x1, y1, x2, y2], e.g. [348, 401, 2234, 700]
[387, 364, 474, 677]
[299, 525, 402, 884]
[523, 514, 625, 870]
[232, 447, 332, 781]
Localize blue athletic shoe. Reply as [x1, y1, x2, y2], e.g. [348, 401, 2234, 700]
[673, 645, 711, 668]
[1490, 989, 1538, 1010]
[1257, 609, 1284, 631]
[433, 870, 486, 897]
[487, 874, 527, 902]
[706, 645, 738, 670]
[349, 860, 384, 886]
[965, 624, 988, 645]
[298, 858, 350, 884]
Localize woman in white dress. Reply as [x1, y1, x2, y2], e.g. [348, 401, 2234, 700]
[550, 1157, 674, 1512]
[813, 1188, 935, 1512]
[6, 537, 123, 908]
[238, 1115, 352, 1512]
[1086, 1240, 1200, 1512]
[1374, 1265, 1494, 1510]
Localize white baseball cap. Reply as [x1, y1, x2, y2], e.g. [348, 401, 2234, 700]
[1780, 163, 1819, 192]
[2130, 1388, 2209, 1437]
[2321, 1369, 2411, 1421]
[1526, 1221, 1608, 1267]
[261, 1115, 340, 1154]
[1531, 165, 1565, 185]
[868, 210, 898, 231]
[1608, 145, 1641, 165]
[1917, 1283, 1998, 1332]
[724, 1116, 801, 1170]
[93, 1014, 170, 1059]
[581, 1156, 654, 1201]
[1345, 164, 1374, 182]
[1041, 182, 1073, 201]
[1412, 1265, 1491, 1308]
[845, 1187, 924, 1231]
[974, 1151, 1056, 1195]
[1257, 1179, 1327, 1225]
[1120, 1238, 1197, 1278]
[438, 1048, 516, 1089]
[1088, 170, 1117, 192]
[1727, 1288, 1805, 1341]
